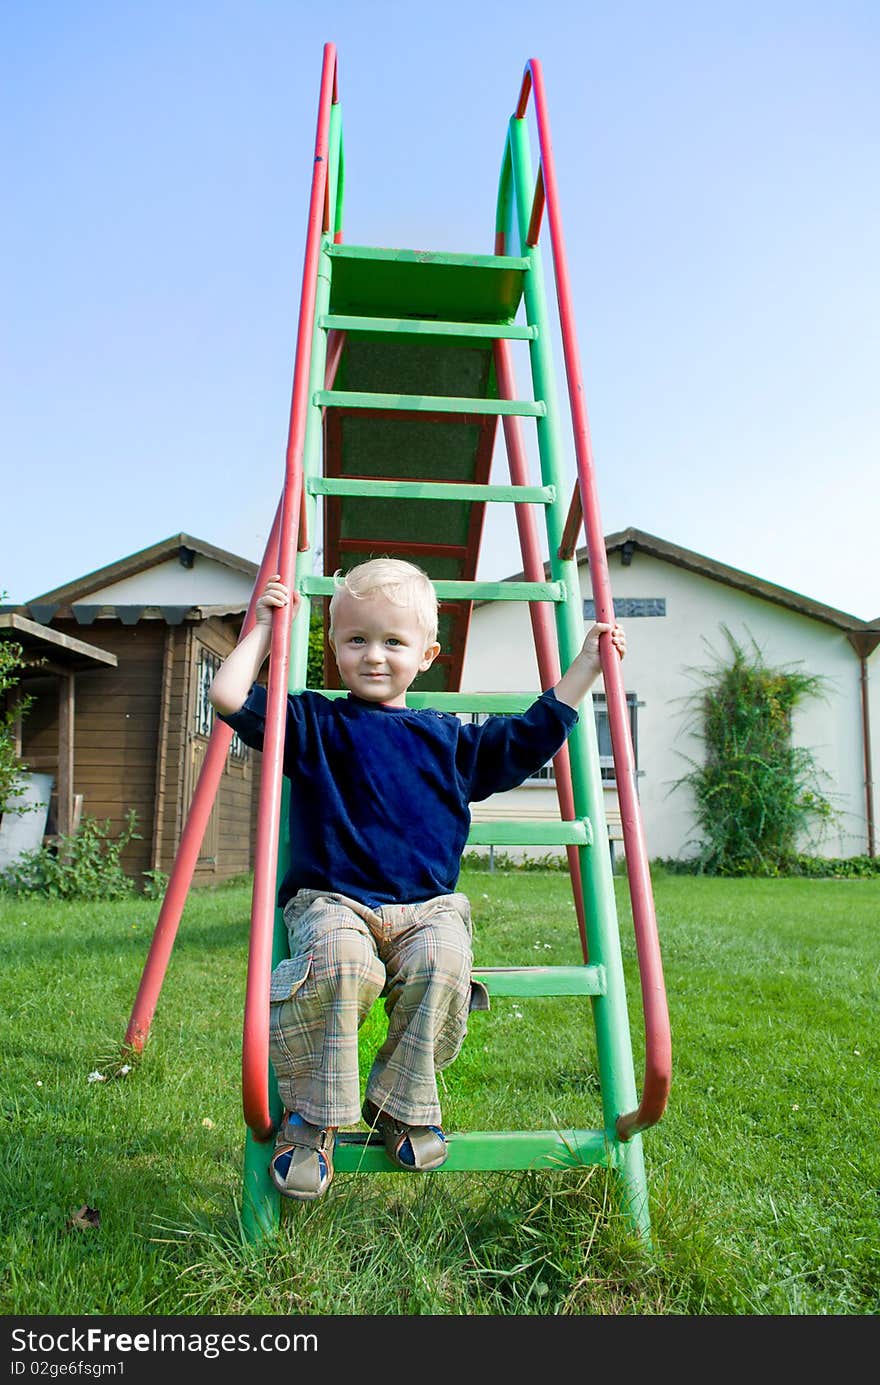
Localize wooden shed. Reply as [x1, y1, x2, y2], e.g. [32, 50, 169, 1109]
[1, 534, 262, 889]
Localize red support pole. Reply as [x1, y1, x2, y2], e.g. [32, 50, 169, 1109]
[493, 338, 589, 961]
[241, 42, 338, 1142]
[522, 58, 671, 1139]
[123, 499, 283, 1052]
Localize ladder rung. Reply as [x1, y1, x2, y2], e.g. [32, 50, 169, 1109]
[466, 818, 592, 847]
[307, 477, 554, 504]
[301, 576, 566, 603]
[473, 965, 605, 997]
[326, 243, 530, 272]
[296, 690, 543, 712]
[320, 313, 537, 341]
[315, 389, 546, 418]
[332, 1128, 612, 1172]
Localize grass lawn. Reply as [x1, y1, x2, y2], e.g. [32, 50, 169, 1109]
[1, 866, 877, 1316]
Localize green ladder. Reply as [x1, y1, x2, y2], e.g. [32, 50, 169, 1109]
[240, 44, 671, 1245]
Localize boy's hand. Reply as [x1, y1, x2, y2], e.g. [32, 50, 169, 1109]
[582, 621, 626, 662]
[553, 620, 625, 708]
[255, 575, 298, 627]
[209, 575, 300, 718]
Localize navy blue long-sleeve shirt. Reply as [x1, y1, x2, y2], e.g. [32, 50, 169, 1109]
[220, 685, 577, 910]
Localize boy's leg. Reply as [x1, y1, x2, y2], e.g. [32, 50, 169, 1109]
[364, 892, 473, 1129]
[270, 890, 386, 1129]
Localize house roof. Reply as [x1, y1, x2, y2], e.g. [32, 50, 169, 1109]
[494, 525, 876, 639]
[7, 534, 259, 627]
[25, 534, 259, 605]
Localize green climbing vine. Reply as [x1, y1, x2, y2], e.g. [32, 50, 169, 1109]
[676, 626, 835, 875]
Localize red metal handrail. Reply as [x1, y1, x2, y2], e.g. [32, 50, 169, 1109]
[512, 59, 671, 1140]
[493, 337, 589, 963]
[123, 499, 283, 1052]
[241, 41, 340, 1141]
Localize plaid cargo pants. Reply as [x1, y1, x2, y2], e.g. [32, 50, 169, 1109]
[269, 888, 485, 1128]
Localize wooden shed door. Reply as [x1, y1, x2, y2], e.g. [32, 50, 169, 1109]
[190, 736, 220, 865]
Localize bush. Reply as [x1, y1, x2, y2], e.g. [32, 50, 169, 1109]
[675, 626, 835, 875]
[0, 618, 33, 819]
[1, 809, 141, 900]
[650, 853, 880, 879]
[462, 850, 570, 873]
[141, 866, 170, 899]
[790, 853, 880, 879]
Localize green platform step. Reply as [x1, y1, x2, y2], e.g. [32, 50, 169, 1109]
[300, 575, 565, 603]
[466, 818, 592, 847]
[331, 1127, 614, 1174]
[301, 690, 544, 712]
[307, 477, 555, 504]
[321, 313, 537, 341]
[326, 244, 528, 323]
[316, 389, 544, 417]
[474, 964, 605, 996]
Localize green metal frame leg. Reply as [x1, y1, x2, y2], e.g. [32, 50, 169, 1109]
[242, 1127, 281, 1242]
[613, 1133, 652, 1248]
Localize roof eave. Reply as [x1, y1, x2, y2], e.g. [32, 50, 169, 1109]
[477, 525, 870, 632]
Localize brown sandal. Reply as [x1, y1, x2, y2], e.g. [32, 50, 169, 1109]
[362, 1099, 448, 1171]
[269, 1111, 336, 1200]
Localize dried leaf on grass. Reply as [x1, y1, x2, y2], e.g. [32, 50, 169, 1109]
[67, 1204, 100, 1231]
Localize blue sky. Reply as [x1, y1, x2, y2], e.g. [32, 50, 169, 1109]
[3, 1, 878, 618]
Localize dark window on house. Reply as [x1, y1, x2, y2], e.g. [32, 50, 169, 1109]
[592, 693, 639, 783]
[470, 694, 639, 786]
[583, 597, 666, 619]
[194, 646, 249, 762]
[228, 731, 249, 762]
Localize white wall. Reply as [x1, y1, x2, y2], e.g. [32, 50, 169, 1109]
[85, 556, 253, 605]
[862, 637, 879, 855]
[461, 550, 869, 861]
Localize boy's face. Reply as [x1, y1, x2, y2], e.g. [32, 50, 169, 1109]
[329, 590, 440, 707]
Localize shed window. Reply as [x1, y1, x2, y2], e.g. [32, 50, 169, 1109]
[195, 650, 222, 737]
[194, 646, 249, 762]
[228, 730, 249, 763]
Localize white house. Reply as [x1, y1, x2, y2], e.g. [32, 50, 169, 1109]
[461, 528, 880, 864]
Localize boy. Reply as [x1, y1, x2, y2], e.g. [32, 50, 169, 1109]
[210, 558, 625, 1200]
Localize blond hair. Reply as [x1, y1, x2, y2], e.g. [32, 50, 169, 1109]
[328, 558, 439, 644]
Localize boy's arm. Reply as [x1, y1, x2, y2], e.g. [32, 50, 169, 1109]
[553, 622, 626, 710]
[208, 576, 295, 717]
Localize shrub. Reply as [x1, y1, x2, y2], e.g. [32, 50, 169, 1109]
[1, 809, 141, 900]
[790, 853, 880, 879]
[0, 615, 33, 819]
[141, 866, 170, 899]
[307, 605, 325, 687]
[651, 853, 880, 879]
[674, 626, 835, 875]
[462, 850, 570, 873]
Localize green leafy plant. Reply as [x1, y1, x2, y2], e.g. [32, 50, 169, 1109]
[141, 866, 169, 899]
[675, 626, 835, 875]
[651, 852, 880, 878]
[790, 853, 880, 878]
[1, 808, 142, 899]
[0, 604, 34, 819]
[307, 603, 326, 687]
[462, 849, 570, 873]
